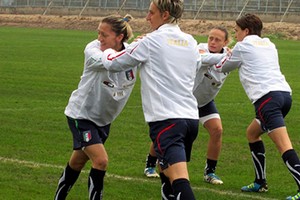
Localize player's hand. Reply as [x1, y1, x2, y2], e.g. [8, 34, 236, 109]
[225, 47, 232, 56]
[133, 34, 146, 42]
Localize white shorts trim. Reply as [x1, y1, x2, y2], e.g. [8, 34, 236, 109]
[199, 113, 220, 125]
[255, 118, 284, 134]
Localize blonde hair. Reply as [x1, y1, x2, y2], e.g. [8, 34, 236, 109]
[101, 14, 134, 43]
[152, 0, 184, 24]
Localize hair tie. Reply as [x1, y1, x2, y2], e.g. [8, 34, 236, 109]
[123, 17, 129, 22]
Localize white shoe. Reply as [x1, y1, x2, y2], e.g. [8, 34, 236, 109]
[204, 173, 223, 185]
[144, 167, 159, 178]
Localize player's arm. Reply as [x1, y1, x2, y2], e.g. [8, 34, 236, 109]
[201, 53, 226, 67]
[102, 39, 148, 72]
[212, 45, 242, 73]
[84, 40, 106, 71]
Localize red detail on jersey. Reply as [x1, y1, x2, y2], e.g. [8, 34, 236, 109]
[129, 44, 139, 54]
[215, 56, 229, 69]
[106, 43, 140, 61]
[258, 97, 272, 123]
[107, 51, 126, 61]
[106, 44, 139, 61]
[156, 123, 176, 154]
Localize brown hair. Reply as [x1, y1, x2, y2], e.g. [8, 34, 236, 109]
[236, 13, 263, 37]
[212, 26, 230, 41]
[101, 14, 134, 43]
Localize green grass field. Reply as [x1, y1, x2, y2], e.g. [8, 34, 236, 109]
[0, 26, 300, 200]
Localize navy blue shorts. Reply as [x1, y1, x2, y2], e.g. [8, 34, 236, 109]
[149, 118, 199, 170]
[254, 91, 292, 132]
[198, 100, 219, 117]
[67, 116, 110, 150]
[198, 100, 220, 124]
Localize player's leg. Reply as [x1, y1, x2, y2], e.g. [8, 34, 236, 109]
[241, 119, 268, 192]
[151, 119, 198, 200]
[54, 117, 91, 200]
[203, 118, 223, 184]
[277, 93, 300, 200]
[279, 138, 300, 200]
[82, 123, 110, 200]
[149, 120, 176, 199]
[205, 118, 222, 166]
[268, 126, 300, 187]
[164, 162, 195, 200]
[144, 142, 159, 178]
[266, 92, 300, 199]
[66, 117, 109, 199]
[83, 143, 108, 200]
[54, 150, 88, 200]
[242, 91, 292, 193]
[199, 101, 223, 184]
[159, 164, 174, 200]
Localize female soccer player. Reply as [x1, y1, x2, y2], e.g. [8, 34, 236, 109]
[144, 27, 230, 186]
[194, 26, 230, 185]
[54, 15, 137, 200]
[212, 13, 300, 200]
[101, 1, 201, 199]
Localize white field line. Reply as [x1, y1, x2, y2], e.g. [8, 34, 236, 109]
[0, 156, 279, 200]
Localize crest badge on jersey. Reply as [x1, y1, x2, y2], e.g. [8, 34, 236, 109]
[83, 130, 92, 142]
[125, 69, 134, 81]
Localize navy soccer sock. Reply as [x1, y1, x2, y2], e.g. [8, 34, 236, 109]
[54, 163, 80, 200]
[249, 141, 266, 184]
[172, 178, 195, 200]
[160, 173, 174, 200]
[205, 158, 217, 175]
[88, 168, 106, 200]
[282, 149, 300, 191]
[146, 153, 157, 168]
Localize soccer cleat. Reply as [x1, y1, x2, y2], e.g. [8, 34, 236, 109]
[241, 182, 268, 192]
[286, 192, 300, 200]
[204, 173, 223, 185]
[144, 167, 159, 178]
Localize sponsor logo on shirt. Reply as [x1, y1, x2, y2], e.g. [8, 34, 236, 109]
[103, 81, 114, 88]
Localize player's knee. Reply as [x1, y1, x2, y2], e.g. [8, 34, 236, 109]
[92, 156, 108, 170]
[69, 157, 88, 171]
[69, 158, 88, 171]
[246, 129, 259, 141]
[209, 126, 223, 139]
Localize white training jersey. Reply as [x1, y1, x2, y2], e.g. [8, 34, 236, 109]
[193, 43, 229, 107]
[64, 40, 137, 127]
[213, 35, 291, 103]
[102, 24, 201, 122]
